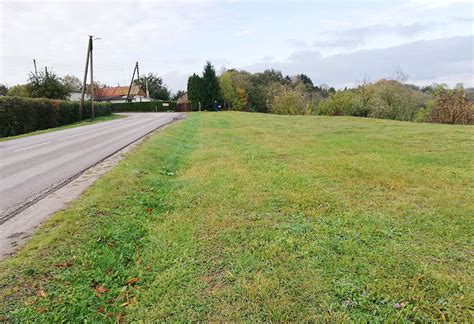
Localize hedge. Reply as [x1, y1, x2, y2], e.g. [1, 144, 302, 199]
[112, 100, 177, 113]
[0, 96, 112, 137]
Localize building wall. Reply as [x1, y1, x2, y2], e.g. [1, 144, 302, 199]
[69, 92, 90, 101]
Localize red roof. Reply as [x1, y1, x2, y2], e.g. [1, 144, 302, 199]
[96, 85, 146, 99]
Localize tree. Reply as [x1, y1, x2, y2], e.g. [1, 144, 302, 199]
[253, 69, 287, 86]
[172, 90, 186, 101]
[6, 84, 30, 97]
[134, 73, 170, 100]
[0, 84, 8, 96]
[200, 61, 220, 109]
[369, 79, 427, 121]
[219, 71, 236, 109]
[26, 71, 70, 100]
[426, 84, 473, 124]
[187, 73, 202, 109]
[234, 87, 248, 111]
[62, 75, 82, 92]
[293, 74, 313, 86]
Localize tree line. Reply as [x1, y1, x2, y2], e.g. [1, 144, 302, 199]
[187, 61, 335, 112]
[186, 61, 474, 125]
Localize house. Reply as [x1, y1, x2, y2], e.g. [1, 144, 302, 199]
[95, 85, 151, 103]
[176, 92, 192, 112]
[68, 91, 89, 101]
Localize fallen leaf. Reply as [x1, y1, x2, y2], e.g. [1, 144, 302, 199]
[95, 285, 107, 294]
[98, 306, 105, 314]
[144, 208, 153, 213]
[38, 290, 46, 298]
[54, 263, 71, 268]
[120, 301, 129, 307]
[126, 277, 139, 285]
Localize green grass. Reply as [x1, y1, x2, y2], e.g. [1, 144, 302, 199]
[0, 112, 472, 321]
[0, 114, 126, 141]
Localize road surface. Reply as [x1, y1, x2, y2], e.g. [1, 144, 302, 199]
[0, 112, 183, 224]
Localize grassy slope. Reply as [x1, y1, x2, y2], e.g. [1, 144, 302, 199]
[0, 112, 472, 321]
[0, 114, 126, 142]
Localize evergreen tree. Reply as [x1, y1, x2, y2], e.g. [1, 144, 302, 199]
[200, 61, 220, 109]
[187, 73, 202, 107]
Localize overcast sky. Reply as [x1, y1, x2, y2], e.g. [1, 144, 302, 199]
[0, 0, 473, 92]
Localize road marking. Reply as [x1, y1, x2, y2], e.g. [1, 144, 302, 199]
[14, 141, 51, 152]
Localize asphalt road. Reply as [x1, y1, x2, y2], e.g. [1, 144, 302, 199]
[0, 112, 183, 223]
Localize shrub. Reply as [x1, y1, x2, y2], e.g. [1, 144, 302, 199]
[269, 87, 310, 115]
[317, 91, 357, 116]
[112, 101, 176, 113]
[426, 85, 473, 124]
[317, 80, 429, 122]
[0, 97, 112, 137]
[6, 84, 30, 97]
[368, 80, 427, 121]
[26, 71, 70, 100]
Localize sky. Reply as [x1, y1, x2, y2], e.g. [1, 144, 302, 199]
[0, 0, 473, 92]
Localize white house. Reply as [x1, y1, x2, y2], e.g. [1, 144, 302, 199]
[95, 85, 151, 103]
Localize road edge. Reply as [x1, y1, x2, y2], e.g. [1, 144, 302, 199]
[0, 113, 185, 260]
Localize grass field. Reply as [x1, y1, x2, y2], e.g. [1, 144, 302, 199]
[0, 112, 472, 321]
[0, 114, 125, 142]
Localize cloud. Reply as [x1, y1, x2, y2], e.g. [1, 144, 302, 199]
[407, 0, 471, 8]
[235, 29, 251, 37]
[286, 39, 308, 48]
[246, 36, 474, 88]
[0, 1, 210, 87]
[314, 23, 428, 49]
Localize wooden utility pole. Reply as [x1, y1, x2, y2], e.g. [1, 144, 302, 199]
[33, 59, 38, 77]
[90, 36, 95, 121]
[79, 36, 91, 122]
[45, 67, 48, 77]
[136, 62, 141, 102]
[125, 62, 138, 103]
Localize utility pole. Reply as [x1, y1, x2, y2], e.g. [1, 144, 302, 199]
[90, 36, 95, 121]
[79, 36, 91, 122]
[125, 62, 138, 103]
[45, 66, 48, 77]
[145, 79, 150, 98]
[33, 59, 38, 77]
[136, 62, 141, 102]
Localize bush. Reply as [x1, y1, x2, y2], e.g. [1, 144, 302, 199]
[112, 101, 176, 113]
[0, 97, 112, 137]
[317, 80, 429, 122]
[317, 91, 358, 116]
[268, 87, 310, 115]
[426, 85, 473, 124]
[368, 80, 427, 121]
